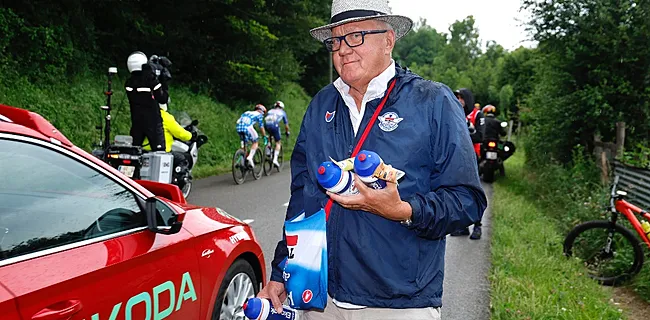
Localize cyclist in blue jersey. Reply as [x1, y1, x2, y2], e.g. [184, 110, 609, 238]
[236, 104, 268, 168]
[264, 101, 291, 168]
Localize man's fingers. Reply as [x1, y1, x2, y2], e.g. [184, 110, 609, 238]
[270, 292, 284, 313]
[353, 174, 370, 194]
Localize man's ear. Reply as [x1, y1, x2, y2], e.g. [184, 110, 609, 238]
[385, 30, 396, 55]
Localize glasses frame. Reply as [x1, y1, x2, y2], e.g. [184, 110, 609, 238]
[323, 30, 388, 52]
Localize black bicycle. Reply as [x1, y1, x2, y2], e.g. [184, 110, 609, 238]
[232, 138, 263, 185]
[263, 136, 284, 176]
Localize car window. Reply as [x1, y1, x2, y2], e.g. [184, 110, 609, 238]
[0, 138, 147, 261]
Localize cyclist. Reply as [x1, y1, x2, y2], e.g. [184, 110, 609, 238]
[236, 104, 268, 168]
[264, 100, 290, 168]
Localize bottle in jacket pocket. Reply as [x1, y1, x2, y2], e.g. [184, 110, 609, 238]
[243, 298, 299, 320]
[316, 161, 359, 195]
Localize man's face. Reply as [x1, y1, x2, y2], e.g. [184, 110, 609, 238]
[331, 20, 395, 89]
[455, 94, 465, 107]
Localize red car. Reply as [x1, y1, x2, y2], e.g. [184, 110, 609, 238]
[0, 104, 265, 320]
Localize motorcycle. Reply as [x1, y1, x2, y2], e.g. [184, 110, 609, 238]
[169, 112, 208, 197]
[91, 66, 208, 198]
[479, 121, 516, 183]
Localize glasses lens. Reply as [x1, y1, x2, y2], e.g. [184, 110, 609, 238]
[324, 38, 339, 52]
[345, 32, 364, 47]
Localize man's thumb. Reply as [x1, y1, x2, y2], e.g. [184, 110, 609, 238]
[270, 293, 284, 313]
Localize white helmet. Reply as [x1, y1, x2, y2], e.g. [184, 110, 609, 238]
[127, 51, 147, 73]
[275, 100, 285, 109]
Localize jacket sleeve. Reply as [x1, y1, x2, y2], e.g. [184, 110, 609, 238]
[404, 88, 487, 240]
[270, 111, 311, 283]
[470, 111, 485, 143]
[151, 79, 169, 104]
[164, 112, 193, 141]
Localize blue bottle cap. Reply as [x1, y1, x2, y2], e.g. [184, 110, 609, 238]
[354, 150, 382, 178]
[243, 297, 262, 319]
[316, 161, 343, 189]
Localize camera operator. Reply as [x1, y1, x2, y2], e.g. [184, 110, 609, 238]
[125, 51, 169, 151]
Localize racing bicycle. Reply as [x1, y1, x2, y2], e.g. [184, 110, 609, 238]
[263, 135, 284, 176]
[563, 175, 649, 286]
[232, 135, 263, 185]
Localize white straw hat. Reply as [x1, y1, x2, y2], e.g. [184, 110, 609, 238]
[310, 0, 413, 43]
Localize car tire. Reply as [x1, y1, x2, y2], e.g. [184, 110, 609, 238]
[211, 259, 260, 320]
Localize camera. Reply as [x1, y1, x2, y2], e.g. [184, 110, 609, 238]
[148, 55, 172, 82]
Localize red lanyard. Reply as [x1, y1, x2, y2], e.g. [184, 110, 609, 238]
[325, 78, 397, 221]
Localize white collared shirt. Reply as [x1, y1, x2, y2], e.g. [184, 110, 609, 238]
[333, 60, 396, 136]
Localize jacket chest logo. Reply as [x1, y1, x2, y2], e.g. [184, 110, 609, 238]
[325, 111, 336, 123]
[378, 112, 403, 132]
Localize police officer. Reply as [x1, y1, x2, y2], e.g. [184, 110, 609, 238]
[125, 51, 168, 151]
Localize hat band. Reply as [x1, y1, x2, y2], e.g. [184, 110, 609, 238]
[330, 10, 386, 24]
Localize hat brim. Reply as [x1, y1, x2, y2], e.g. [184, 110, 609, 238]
[310, 15, 413, 43]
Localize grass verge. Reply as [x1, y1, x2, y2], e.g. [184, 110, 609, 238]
[0, 72, 311, 179]
[489, 148, 626, 319]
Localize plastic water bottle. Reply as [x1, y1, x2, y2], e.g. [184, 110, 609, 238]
[316, 161, 359, 195]
[243, 298, 299, 320]
[353, 150, 387, 190]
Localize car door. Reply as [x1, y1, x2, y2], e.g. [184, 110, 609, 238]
[0, 283, 20, 320]
[0, 135, 201, 320]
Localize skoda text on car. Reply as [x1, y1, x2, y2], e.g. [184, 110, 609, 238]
[0, 104, 265, 320]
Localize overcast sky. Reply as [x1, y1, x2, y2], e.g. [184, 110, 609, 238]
[390, 0, 537, 51]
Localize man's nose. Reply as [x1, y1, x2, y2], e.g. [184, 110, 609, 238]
[338, 40, 353, 56]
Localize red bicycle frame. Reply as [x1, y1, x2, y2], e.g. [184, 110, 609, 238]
[614, 198, 650, 249]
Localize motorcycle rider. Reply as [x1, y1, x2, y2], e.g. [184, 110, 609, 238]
[452, 88, 485, 238]
[483, 105, 506, 142]
[142, 103, 195, 170]
[482, 104, 507, 177]
[264, 100, 290, 168]
[236, 104, 268, 168]
[125, 51, 168, 151]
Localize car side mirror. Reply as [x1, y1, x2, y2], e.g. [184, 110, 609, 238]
[145, 197, 183, 235]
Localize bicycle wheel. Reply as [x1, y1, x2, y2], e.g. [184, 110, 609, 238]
[263, 144, 273, 176]
[232, 149, 247, 185]
[563, 220, 644, 286]
[276, 144, 284, 172]
[252, 148, 263, 180]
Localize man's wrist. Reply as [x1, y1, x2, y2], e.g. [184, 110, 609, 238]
[398, 201, 413, 225]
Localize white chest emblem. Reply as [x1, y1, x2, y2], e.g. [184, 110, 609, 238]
[378, 112, 403, 132]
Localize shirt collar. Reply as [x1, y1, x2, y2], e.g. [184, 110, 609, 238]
[333, 59, 396, 105]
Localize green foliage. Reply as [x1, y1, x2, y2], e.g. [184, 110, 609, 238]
[0, 71, 311, 178]
[394, 17, 514, 117]
[522, 0, 650, 163]
[0, 0, 332, 103]
[490, 149, 626, 319]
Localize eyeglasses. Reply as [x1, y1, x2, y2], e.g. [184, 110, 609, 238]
[323, 30, 388, 52]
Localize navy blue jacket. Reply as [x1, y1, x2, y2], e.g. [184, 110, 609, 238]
[271, 66, 487, 308]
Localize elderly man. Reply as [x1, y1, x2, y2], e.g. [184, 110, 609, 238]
[258, 0, 487, 319]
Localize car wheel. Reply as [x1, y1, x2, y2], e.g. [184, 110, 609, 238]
[212, 259, 259, 320]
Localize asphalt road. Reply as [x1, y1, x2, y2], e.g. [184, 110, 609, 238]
[189, 168, 492, 320]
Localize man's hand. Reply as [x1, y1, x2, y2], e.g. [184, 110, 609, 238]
[327, 175, 412, 221]
[257, 281, 287, 313]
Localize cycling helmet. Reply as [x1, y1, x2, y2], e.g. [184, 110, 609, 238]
[482, 105, 496, 115]
[255, 104, 267, 114]
[275, 100, 285, 109]
[127, 51, 147, 73]
[474, 103, 480, 108]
